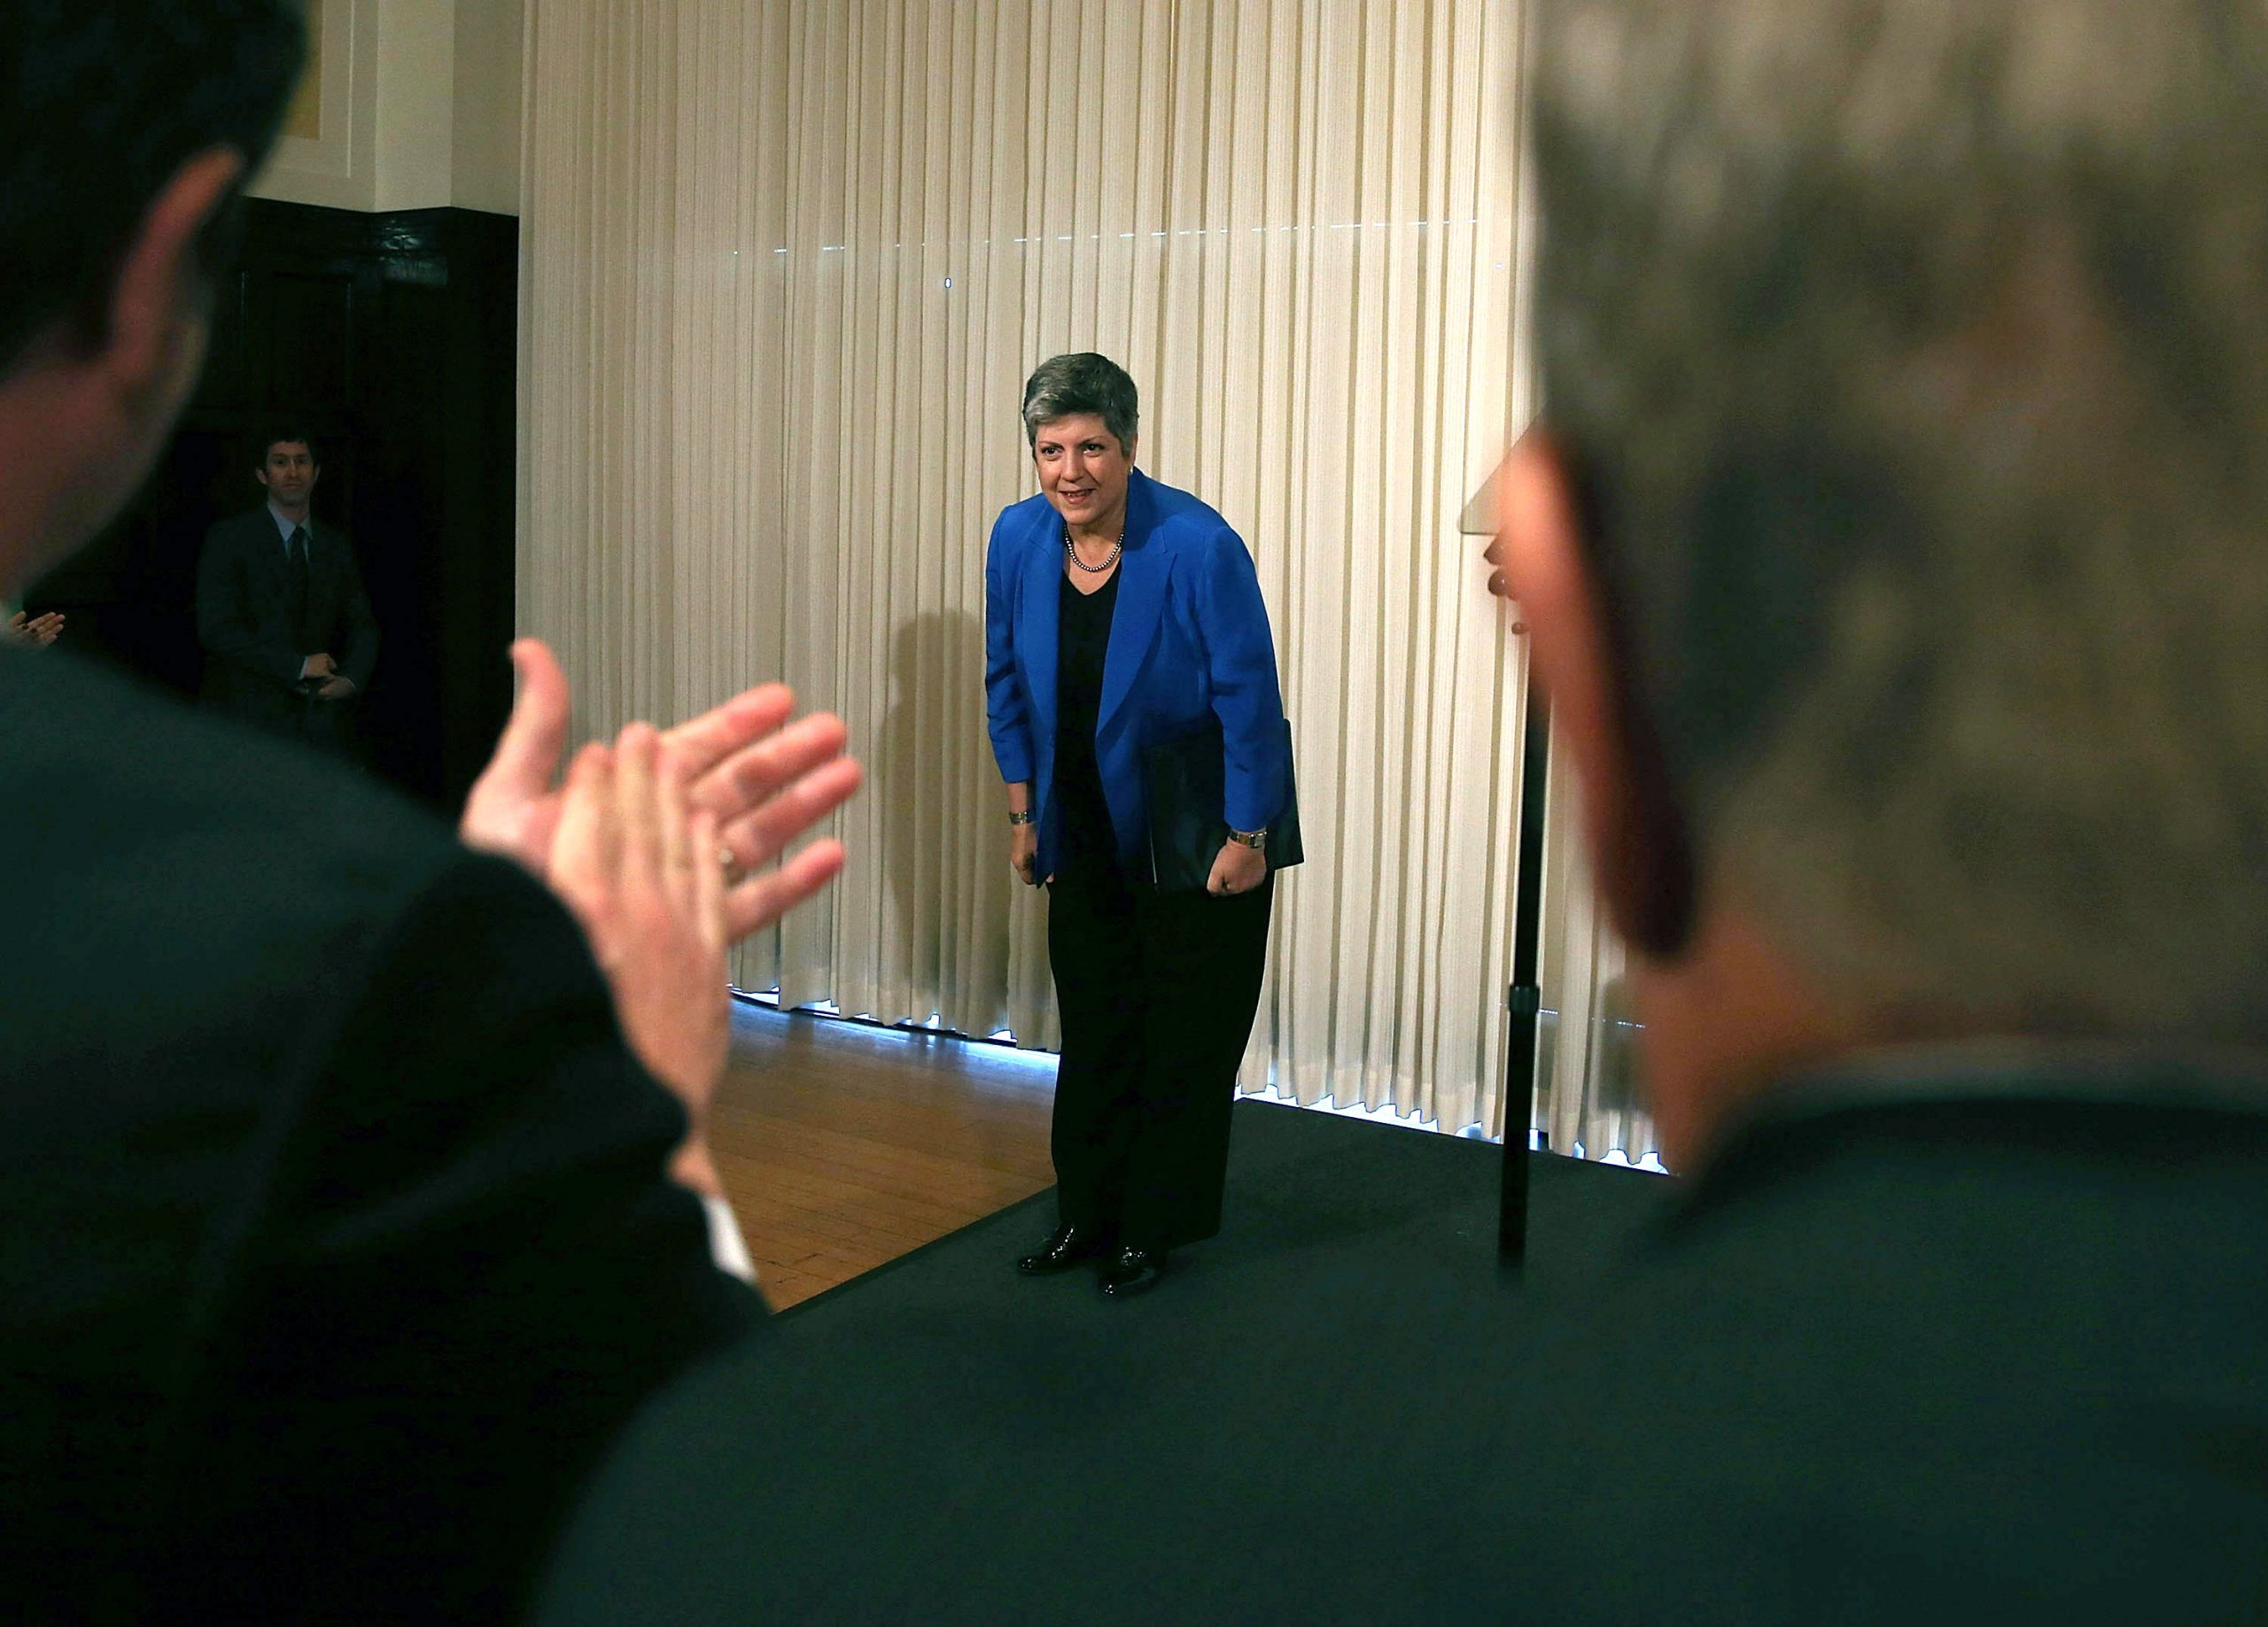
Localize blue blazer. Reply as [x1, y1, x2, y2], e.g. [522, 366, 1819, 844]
[985, 469, 1290, 880]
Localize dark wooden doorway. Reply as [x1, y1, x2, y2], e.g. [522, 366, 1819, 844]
[23, 198, 521, 813]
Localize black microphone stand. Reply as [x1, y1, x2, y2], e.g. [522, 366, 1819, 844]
[1498, 675, 1550, 1263]
[1460, 467, 1550, 1266]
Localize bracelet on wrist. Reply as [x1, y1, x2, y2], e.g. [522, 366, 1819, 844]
[1006, 809, 1036, 827]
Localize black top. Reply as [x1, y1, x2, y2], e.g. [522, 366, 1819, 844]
[1054, 564, 1121, 872]
[0, 646, 758, 1623]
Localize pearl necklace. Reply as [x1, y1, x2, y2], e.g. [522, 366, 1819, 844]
[1064, 522, 1124, 574]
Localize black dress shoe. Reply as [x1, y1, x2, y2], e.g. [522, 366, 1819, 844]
[1099, 1245, 1166, 1298]
[1016, 1223, 1108, 1275]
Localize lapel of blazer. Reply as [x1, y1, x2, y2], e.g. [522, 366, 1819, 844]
[1019, 500, 1060, 737]
[1098, 471, 1166, 738]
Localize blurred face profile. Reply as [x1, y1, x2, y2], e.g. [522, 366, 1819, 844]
[1032, 414, 1133, 535]
[256, 440, 319, 509]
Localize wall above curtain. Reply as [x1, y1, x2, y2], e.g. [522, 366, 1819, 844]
[248, 0, 526, 215]
[522, 0, 1566, 1139]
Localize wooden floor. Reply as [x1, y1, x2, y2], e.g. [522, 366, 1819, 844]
[710, 999, 1058, 1308]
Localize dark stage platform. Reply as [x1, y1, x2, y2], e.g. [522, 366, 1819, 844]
[534, 1099, 1670, 1624]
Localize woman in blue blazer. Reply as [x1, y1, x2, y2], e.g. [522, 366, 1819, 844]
[984, 353, 1291, 1298]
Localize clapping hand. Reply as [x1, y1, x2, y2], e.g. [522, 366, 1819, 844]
[461, 639, 863, 945]
[546, 724, 729, 1195]
[6, 609, 63, 647]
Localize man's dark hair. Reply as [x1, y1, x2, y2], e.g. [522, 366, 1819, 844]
[254, 426, 321, 469]
[1021, 353, 1140, 454]
[0, 1, 307, 376]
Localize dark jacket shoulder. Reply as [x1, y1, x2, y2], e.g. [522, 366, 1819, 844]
[5, 643, 442, 918]
[1468, 1080, 2268, 1624]
[3, 644, 467, 1165]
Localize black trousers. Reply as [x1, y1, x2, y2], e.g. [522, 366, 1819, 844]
[1045, 857, 1273, 1251]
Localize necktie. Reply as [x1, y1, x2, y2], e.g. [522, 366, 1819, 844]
[287, 526, 312, 645]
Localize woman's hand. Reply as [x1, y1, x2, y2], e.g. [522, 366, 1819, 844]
[548, 724, 730, 1193]
[1010, 820, 1040, 886]
[1207, 840, 1268, 897]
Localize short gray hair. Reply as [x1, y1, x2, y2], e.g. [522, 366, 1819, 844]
[1533, 0, 2268, 1039]
[1021, 353, 1139, 453]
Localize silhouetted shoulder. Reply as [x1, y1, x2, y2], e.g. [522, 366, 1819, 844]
[1, 645, 455, 966]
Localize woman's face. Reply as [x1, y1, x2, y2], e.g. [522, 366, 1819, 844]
[1032, 413, 1135, 532]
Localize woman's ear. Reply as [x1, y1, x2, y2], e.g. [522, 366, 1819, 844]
[1490, 429, 1696, 957]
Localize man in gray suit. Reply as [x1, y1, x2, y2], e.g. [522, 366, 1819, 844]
[196, 428, 377, 750]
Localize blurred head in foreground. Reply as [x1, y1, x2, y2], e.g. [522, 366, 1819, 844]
[1495, 0, 2268, 1159]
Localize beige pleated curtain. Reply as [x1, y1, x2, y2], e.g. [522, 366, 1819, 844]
[519, 0, 1655, 1154]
